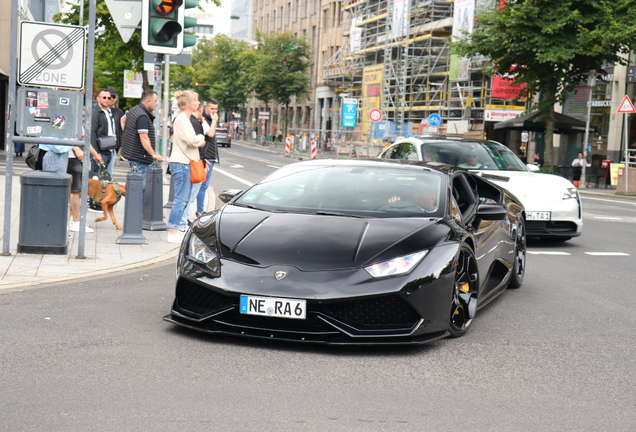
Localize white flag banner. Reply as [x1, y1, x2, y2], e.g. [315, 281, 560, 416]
[391, 0, 411, 38]
[350, 18, 362, 52]
[452, 0, 475, 42]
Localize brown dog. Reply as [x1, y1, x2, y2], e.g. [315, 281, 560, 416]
[87, 179, 127, 230]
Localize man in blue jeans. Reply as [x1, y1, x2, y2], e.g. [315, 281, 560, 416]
[197, 99, 219, 216]
[120, 90, 163, 195]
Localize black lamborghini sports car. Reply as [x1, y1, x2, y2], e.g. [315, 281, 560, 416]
[164, 159, 526, 345]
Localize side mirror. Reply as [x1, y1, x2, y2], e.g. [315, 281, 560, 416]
[526, 164, 540, 172]
[476, 204, 507, 221]
[218, 189, 242, 204]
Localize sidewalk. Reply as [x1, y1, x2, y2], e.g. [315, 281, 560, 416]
[0, 172, 189, 292]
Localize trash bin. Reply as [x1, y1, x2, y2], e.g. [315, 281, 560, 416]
[17, 171, 71, 255]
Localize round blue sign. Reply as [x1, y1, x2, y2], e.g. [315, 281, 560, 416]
[428, 114, 441, 127]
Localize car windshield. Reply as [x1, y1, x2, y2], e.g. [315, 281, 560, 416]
[234, 165, 446, 218]
[419, 140, 528, 171]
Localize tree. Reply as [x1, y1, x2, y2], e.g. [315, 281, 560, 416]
[194, 36, 252, 116]
[453, 0, 636, 168]
[250, 31, 312, 137]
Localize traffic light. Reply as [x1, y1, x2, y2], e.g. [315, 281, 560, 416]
[142, 0, 199, 55]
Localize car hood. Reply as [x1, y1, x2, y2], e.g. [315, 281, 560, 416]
[479, 171, 574, 203]
[216, 205, 440, 271]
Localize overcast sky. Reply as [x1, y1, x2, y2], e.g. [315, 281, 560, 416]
[204, 1, 232, 35]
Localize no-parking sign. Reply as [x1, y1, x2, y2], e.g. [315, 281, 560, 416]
[19, 22, 86, 89]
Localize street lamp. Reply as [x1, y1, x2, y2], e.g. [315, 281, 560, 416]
[581, 71, 597, 190]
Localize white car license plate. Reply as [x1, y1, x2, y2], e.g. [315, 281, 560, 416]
[240, 295, 307, 320]
[527, 211, 551, 221]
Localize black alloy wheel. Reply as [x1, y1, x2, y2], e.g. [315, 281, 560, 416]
[508, 218, 526, 289]
[449, 244, 479, 338]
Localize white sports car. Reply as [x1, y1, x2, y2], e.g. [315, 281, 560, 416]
[379, 136, 582, 241]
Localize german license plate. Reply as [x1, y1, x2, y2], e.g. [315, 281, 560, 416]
[240, 295, 307, 319]
[527, 211, 551, 221]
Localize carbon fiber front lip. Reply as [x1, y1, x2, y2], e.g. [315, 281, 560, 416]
[163, 313, 449, 345]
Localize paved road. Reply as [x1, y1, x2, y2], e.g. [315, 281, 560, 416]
[1, 145, 635, 431]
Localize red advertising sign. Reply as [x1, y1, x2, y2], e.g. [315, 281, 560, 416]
[491, 76, 526, 99]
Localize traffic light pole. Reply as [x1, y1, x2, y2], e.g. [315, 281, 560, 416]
[161, 55, 171, 161]
[153, 53, 163, 153]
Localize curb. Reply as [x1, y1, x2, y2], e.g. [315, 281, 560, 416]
[0, 247, 180, 293]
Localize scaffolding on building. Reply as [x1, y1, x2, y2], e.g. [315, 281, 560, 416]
[322, 0, 525, 139]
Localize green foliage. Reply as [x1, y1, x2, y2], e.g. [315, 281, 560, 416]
[452, 0, 636, 167]
[251, 31, 312, 107]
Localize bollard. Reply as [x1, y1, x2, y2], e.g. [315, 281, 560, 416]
[143, 160, 169, 230]
[285, 135, 291, 155]
[311, 139, 317, 159]
[117, 165, 148, 245]
[163, 172, 174, 208]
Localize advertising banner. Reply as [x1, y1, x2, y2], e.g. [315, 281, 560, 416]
[361, 65, 383, 139]
[491, 76, 526, 99]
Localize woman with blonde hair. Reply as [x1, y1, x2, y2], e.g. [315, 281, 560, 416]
[167, 90, 205, 243]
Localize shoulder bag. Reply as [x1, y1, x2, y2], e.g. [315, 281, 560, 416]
[25, 145, 45, 170]
[97, 136, 117, 151]
[190, 159, 206, 184]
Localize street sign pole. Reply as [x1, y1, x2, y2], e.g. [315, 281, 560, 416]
[617, 95, 636, 192]
[2, 0, 20, 255]
[625, 113, 630, 192]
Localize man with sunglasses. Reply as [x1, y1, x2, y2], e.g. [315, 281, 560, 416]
[107, 88, 125, 174]
[90, 88, 116, 176]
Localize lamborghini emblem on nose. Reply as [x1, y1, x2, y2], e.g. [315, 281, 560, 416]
[275, 271, 287, 280]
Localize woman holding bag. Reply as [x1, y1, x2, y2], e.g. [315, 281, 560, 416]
[167, 90, 205, 243]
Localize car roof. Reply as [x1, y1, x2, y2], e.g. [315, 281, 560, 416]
[282, 158, 464, 176]
[395, 135, 504, 146]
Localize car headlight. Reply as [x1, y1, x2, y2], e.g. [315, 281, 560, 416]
[563, 187, 578, 200]
[365, 250, 428, 278]
[188, 234, 217, 264]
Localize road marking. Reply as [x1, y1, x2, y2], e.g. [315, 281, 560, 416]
[229, 164, 244, 169]
[214, 168, 253, 187]
[593, 216, 623, 220]
[581, 196, 636, 205]
[528, 251, 571, 255]
[267, 165, 280, 169]
[585, 252, 630, 256]
[222, 148, 285, 167]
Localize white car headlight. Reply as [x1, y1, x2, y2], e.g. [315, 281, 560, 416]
[365, 250, 428, 278]
[188, 235, 217, 263]
[562, 187, 578, 200]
